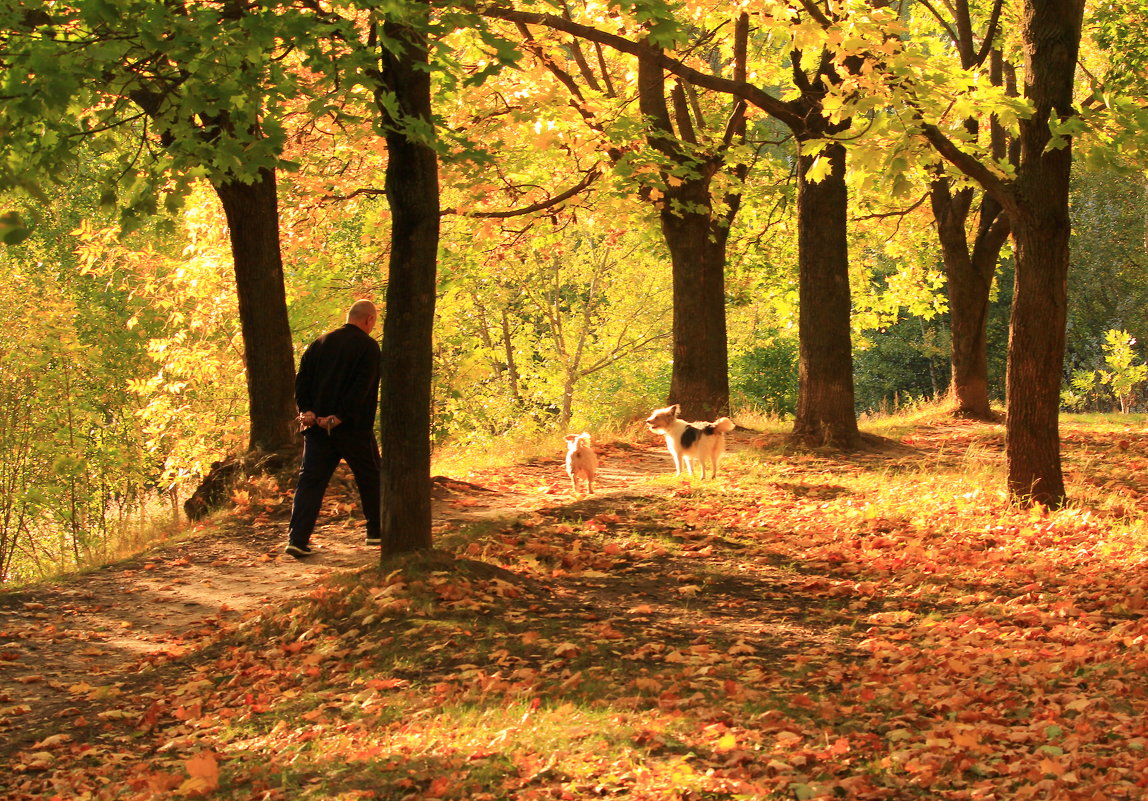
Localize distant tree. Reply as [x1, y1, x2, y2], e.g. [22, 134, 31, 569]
[1066, 166, 1148, 374]
[483, 10, 755, 420]
[854, 315, 949, 415]
[730, 336, 799, 417]
[1100, 330, 1146, 414]
[0, 177, 175, 581]
[0, 0, 298, 457]
[914, 0, 1014, 420]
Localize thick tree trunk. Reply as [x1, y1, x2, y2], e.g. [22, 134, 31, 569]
[792, 142, 859, 448]
[213, 168, 298, 455]
[1004, 0, 1084, 507]
[932, 47, 1015, 422]
[932, 183, 1007, 419]
[378, 16, 439, 554]
[661, 176, 731, 421]
[1007, 218, 1068, 505]
[637, 55, 732, 422]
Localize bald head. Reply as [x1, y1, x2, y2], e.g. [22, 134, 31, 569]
[347, 300, 377, 333]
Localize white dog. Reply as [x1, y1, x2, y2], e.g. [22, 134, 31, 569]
[564, 432, 598, 494]
[646, 404, 735, 479]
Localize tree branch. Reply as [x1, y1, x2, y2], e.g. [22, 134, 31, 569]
[561, 4, 602, 94]
[796, 0, 833, 29]
[320, 186, 386, 204]
[671, 80, 697, 144]
[480, 5, 805, 129]
[594, 40, 617, 98]
[638, 46, 680, 158]
[916, 121, 1018, 218]
[512, 20, 619, 159]
[916, 0, 961, 46]
[852, 192, 929, 222]
[972, 0, 1005, 69]
[440, 166, 604, 218]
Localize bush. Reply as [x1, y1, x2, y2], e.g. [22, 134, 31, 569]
[731, 335, 799, 417]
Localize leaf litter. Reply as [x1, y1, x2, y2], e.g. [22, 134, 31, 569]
[3, 418, 1148, 799]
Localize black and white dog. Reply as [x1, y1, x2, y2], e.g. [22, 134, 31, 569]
[646, 404, 735, 479]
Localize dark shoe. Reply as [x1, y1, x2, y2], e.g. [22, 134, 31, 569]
[364, 535, 382, 547]
[285, 543, 313, 559]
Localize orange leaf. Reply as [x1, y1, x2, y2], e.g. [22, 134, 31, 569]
[183, 751, 220, 792]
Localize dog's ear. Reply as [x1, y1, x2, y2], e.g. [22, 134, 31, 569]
[670, 403, 680, 415]
[580, 432, 592, 443]
[564, 434, 576, 442]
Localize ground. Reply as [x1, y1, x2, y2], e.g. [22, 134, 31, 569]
[8, 418, 1148, 799]
[0, 431, 737, 749]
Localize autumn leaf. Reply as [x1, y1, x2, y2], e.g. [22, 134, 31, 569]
[31, 734, 71, 749]
[180, 751, 220, 795]
[553, 642, 580, 658]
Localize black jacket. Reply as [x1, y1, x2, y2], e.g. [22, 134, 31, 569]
[295, 324, 381, 431]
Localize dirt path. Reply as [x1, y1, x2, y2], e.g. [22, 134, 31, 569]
[0, 436, 696, 740]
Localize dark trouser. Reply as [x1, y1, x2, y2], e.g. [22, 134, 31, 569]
[288, 426, 381, 546]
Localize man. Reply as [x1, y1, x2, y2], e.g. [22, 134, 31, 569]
[286, 299, 381, 557]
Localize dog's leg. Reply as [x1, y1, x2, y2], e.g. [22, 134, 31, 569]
[711, 442, 724, 478]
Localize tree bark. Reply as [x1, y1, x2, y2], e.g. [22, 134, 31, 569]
[929, 41, 1014, 421]
[377, 14, 439, 554]
[638, 55, 732, 421]
[1004, 0, 1084, 507]
[661, 175, 732, 421]
[792, 142, 859, 448]
[932, 181, 1007, 419]
[1007, 218, 1068, 505]
[213, 168, 298, 455]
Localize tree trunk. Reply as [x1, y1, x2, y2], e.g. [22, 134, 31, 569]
[377, 14, 439, 555]
[931, 46, 1014, 422]
[1004, 0, 1084, 507]
[213, 168, 298, 455]
[637, 54, 732, 422]
[792, 142, 859, 448]
[560, 377, 575, 429]
[932, 182, 1005, 419]
[661, 175, 731, 421]
[1007, 218, 1068, 505]
[500, 308, 521, 402]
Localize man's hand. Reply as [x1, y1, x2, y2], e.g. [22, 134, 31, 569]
[317, 415, 342, 432]
[297, 411, 318, 431]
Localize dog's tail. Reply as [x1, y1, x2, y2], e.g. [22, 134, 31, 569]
[713, 417, 735, 434]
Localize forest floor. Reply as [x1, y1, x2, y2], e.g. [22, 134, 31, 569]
[4, 415, 1148, 800]
[0, 433, 680, 734]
